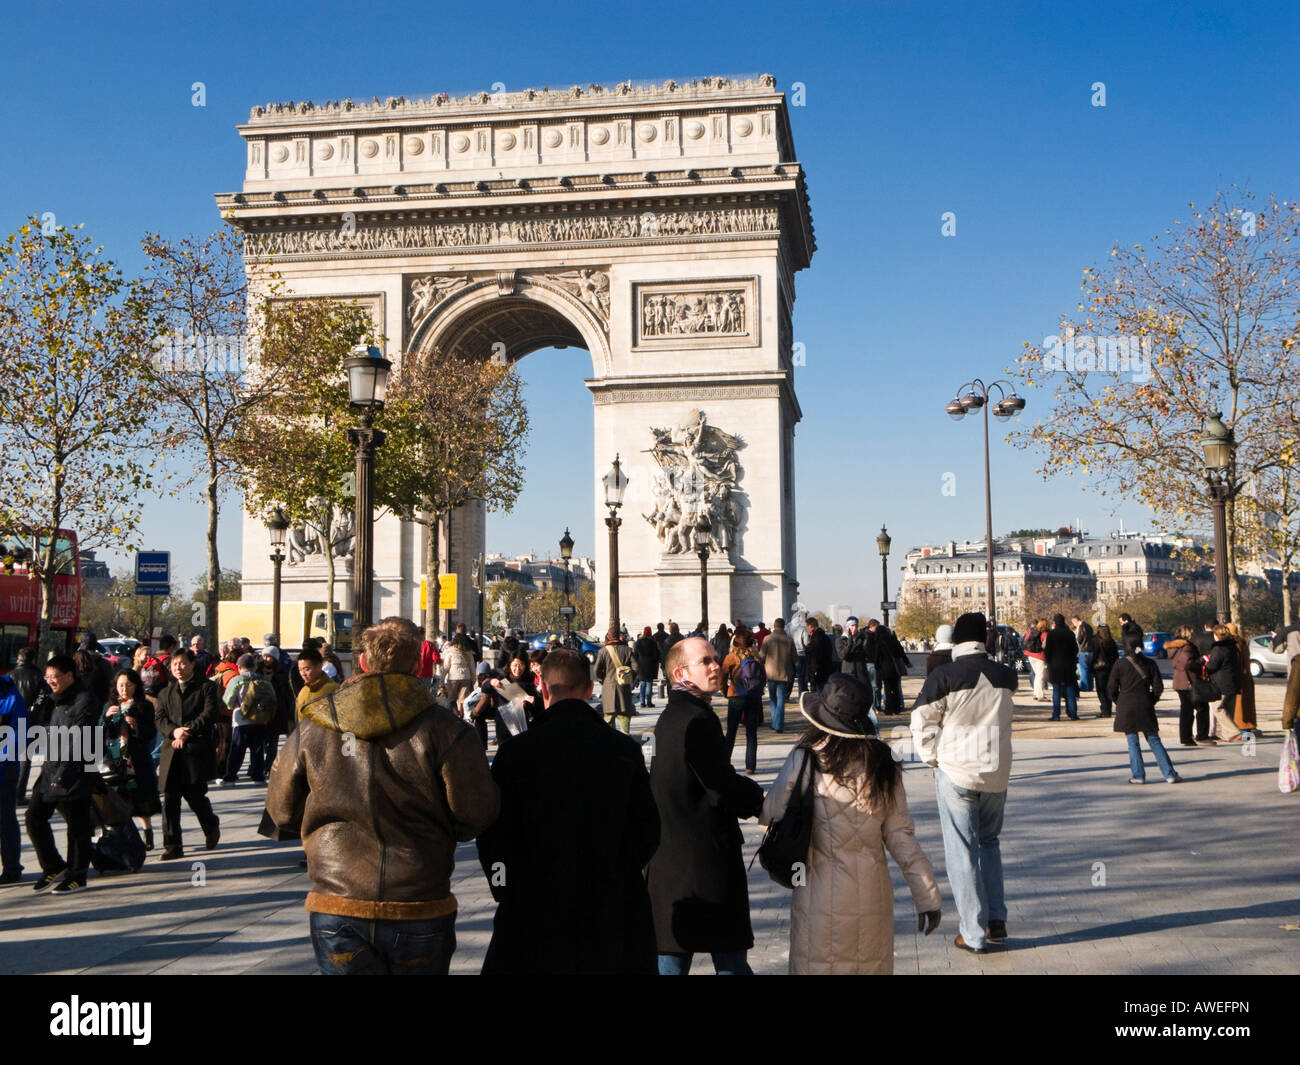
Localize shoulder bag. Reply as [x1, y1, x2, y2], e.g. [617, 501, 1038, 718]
[755, 749, 816, 888]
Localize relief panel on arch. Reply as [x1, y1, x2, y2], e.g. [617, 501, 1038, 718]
[632, 277, 759, 351]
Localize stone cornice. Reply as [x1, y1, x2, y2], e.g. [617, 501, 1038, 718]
[242, 74, 781, 128]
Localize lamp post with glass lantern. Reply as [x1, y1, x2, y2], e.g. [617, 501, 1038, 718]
[559, 527, 575, 642]
[1200, 411, 1236, 624]
[602, 455, 628, 636]
[344, 344, 390, 634]
[266, 506, 289, 647]
[944, 379, 1026, 649]
[876, 525, 892, 627]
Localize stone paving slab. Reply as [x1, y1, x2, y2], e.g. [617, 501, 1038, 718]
[2, 692, 1295, 976]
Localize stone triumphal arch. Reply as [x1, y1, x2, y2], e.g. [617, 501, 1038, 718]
[222, 75, 815, 633]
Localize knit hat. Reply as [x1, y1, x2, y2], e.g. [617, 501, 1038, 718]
[934, 625, 954, 648]
[951, 612, 988, 645]
[845, 615, 859, 626]
[476, 660, 492, 676]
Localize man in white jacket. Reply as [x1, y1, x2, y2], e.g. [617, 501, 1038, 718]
[910, 612, 1016, 955]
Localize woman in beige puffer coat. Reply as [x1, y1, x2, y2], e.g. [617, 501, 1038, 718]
[760, 673, 942, 974]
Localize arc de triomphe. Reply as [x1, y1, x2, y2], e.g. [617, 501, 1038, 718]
[220, 75, 815, 635]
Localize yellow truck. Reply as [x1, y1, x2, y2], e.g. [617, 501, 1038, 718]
[217, 601, 353, 653]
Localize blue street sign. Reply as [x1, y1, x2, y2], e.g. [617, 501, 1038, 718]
[136, 551, 171, 597]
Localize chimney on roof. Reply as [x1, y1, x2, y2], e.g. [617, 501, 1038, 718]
[946, 540, 956, 557]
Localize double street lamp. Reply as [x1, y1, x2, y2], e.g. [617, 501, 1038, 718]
[944, 379, 1026, 648]
[602, 455, 628, 637]
[344, 344, 391, 634]
[266, 506, 289, 647]
[1200, 411, 1236, 623]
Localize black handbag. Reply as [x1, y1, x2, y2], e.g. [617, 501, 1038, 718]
[755, 749, 816, 888]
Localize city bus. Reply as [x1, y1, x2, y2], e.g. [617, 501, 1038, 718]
[0, 529, 82, 672]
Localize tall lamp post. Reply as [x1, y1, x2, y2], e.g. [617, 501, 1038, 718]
[1201, 411, 1236, 624]
[945, 379, 1026, 649]
[559, 528, 575, 642]
[602, 455, 628, 636]
[266, 506, 289, 647]
[876, 525, 892, 627]
[696, 511, 712, 635]
[344, 344, 390, 634]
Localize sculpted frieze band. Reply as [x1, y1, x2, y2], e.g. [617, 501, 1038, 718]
[243, 206, 779, 258]
[641, 289, 746, 338]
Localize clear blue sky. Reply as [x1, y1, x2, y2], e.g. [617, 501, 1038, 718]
[4, 0, 1297, 616]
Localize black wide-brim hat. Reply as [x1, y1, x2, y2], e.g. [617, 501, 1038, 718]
[799, 673, 877, 739]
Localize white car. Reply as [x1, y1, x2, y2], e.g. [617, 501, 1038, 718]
[1248, 635, 1290, 678]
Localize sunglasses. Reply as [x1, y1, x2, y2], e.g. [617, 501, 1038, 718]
[684, 655, 720, 668]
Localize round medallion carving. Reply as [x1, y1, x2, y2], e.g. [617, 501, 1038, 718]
[735, 118, 753, 137]
[686, 121, 705, 140]
[591, 126, 610, 145]
[638, 123, 657, 141]
[499, 131, 517, 150]
[405, 136, 424, 155]
[361, 139, 379, 158]
[318, 143, 334, 160]
[544, 128, 562, 148]
[271, 146, 289, 163]
[452, 134, 470, 153]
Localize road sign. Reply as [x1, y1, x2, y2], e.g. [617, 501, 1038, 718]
[439, 574, 458, 611]
[135, 551, 171, 597]
[881, 600, 897, 612]
[559, 605, 576, 616]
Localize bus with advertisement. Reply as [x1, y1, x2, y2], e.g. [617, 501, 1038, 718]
[0, 529, 82, 672]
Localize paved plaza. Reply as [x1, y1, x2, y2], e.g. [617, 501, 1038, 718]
[2, 668, 1296, 976]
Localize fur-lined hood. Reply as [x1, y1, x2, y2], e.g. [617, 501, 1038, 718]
[300, 672, 432, 740]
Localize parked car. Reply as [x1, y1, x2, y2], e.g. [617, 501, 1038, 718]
[1249, 635, 1290, 678]
[993, 625, 1027, 672]
[1143, 632, 1171, 659]
[529, 630, 600, 663]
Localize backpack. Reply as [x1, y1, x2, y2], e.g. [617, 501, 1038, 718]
[613, 650, 636, 687]
[1024, 630, 1043, 654]
[240, 677, 277, 726]
[734, 653, 766, 696]
[91, 821, 147, 875]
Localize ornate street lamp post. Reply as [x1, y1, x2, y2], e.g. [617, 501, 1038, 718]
[602, 455, 628, 636]
[696, 511, 712, 635]
[876, 525, 892, 628]
[559, 527, 575, 642]
[945, 379, 1026, 649]
[266, 506, 289, 647]
[1200, 411, 1236, 624]
[344, 344, 390, 634]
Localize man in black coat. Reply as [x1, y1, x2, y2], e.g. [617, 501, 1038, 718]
[804, 617, 833, 692]
[24, 655, 99, 893]
[646, 636, 764, 974]
[155, 649, 222, 859]
[476, 649, 659, 974]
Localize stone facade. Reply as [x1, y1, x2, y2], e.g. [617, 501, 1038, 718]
[222, 75, 814, 634]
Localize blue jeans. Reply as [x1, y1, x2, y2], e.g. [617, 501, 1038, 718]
[934, 769, 1007, 951]
[795, 655, 808, 693]
[224, 724, 267, 782]
[658, 951, 753, 975]
[767, 679, 793, 732]
[1126, 733, 1177, 782]
[1077, 652, 1093, 692]
[638, 680, 654, 706]
[310, 911, 457, 975]
[1051, 683, 1079, 720]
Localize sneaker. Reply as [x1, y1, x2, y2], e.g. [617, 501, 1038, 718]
[51, 878, 86, 895]
[1166, 774, 1183, 784]
[1129, 778, 1145, 785]
[987, 920, 1008, 943]
[33, 871, 62, 893]
[954, 934, 989, 955]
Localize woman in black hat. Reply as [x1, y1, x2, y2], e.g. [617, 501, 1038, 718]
[759, 673, 942, 974]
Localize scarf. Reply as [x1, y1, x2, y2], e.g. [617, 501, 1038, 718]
[671, 679, 712, 700]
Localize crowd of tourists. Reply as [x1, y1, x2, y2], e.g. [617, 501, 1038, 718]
[2, 605, 1296, 975]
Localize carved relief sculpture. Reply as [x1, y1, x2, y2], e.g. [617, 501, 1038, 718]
[548, 268, 610, 321]
[643, 410, 744, 556]
[407, 274, 471, 332]
[286, 506, 355, 566]
[640, 289, 745, 338]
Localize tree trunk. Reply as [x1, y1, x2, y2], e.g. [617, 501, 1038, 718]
[206, 456, 220, 645]
[1226, 495, 1242, 627]
[1283, 566, 1293, 627]
[442, 504, 453, 637]
[322, 509, 337, 646]
[423, 512, 439, 638]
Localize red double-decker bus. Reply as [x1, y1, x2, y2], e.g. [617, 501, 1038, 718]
[0, 529, 82, 672]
